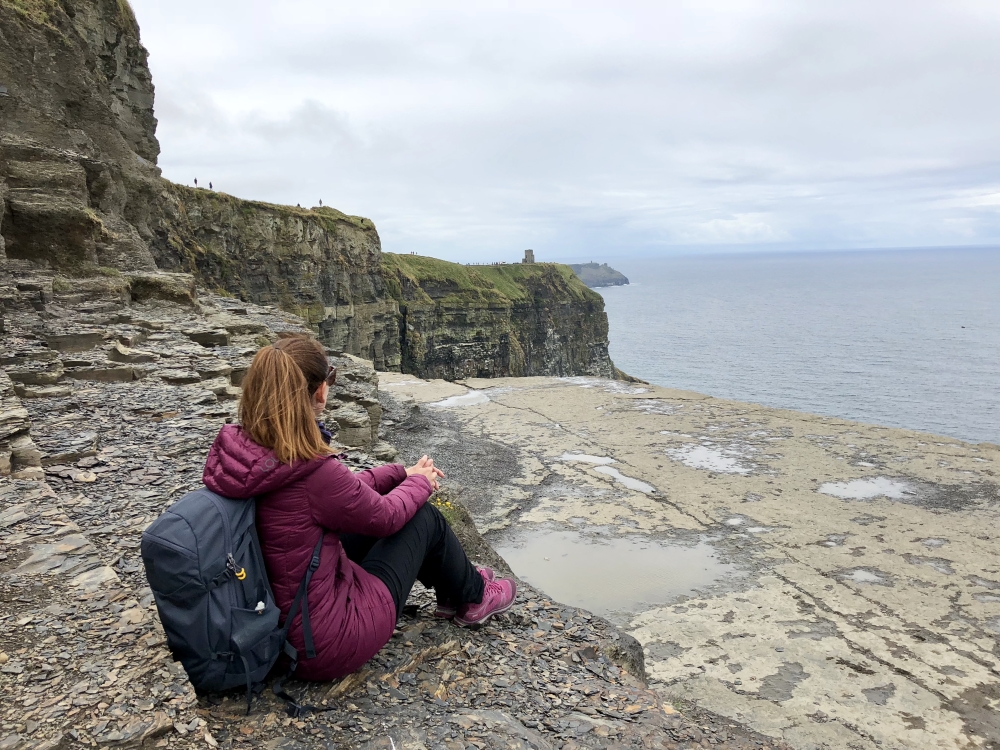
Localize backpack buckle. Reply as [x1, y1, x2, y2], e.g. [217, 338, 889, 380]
[308, 545, 322, 572]
[227, 553, 247, 581]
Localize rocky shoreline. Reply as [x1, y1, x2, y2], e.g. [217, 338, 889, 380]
[378, 374, 1000, 750]
[0, 268, 792, 749]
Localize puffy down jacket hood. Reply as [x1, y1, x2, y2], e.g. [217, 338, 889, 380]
[202, 424, 324, 498]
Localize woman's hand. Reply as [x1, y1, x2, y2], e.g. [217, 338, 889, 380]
[406, 455, 445, 491]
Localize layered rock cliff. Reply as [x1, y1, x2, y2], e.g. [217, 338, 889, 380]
[569, 262, 630, 288]
[0, 0, 160, 271]
[0, 0, 617, 380]
[383, 254, 614, 379]
[148, 184, 402, 370]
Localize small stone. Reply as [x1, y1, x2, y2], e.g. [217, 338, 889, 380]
[156, 369, 202, 384]
[108, 341, 159, 364]
[73, 471, 97, 483]
[17, 384, 73, 399]
[0, 653, 7, 665]
[185, 329, 230, 347]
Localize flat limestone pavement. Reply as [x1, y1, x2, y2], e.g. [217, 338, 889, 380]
[0, 269, 791, 749]
[380, 373, 1000, 750]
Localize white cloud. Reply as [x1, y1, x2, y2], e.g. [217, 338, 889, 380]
[131, 0, 1000, 261]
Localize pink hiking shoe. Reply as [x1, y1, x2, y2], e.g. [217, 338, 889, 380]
[433, 567, 496, 619]
[455, 576, 517, 627]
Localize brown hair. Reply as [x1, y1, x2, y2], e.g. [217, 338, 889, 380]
[238, 333, 334, 464]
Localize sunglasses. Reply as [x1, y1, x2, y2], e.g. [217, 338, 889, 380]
[326, 365, 337, 386]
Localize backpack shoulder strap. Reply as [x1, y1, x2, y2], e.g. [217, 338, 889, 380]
[272, 534, 337, 717]
[284, 534, 323, 661]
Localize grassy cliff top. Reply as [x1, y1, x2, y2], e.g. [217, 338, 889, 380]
[163, 183, 376, 233]
[382, 253, 602, 307]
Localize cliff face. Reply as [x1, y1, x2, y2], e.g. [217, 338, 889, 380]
[382, 255, 615, 379]
[149, 184, 402, 370]
[569, 262, 630, 288]
[0, 0, 617, 380]
[0, 0, 161, 271]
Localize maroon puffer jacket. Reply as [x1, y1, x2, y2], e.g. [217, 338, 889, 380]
[202, 424, 432, 680]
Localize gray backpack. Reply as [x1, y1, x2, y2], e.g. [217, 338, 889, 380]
[141, 488, 322, 714]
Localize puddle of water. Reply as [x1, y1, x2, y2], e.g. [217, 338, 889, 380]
[818, 477, 912, 500]
[559, 377, 649, 395]
[666, 445, 751, 474]
[427, 390, 490, 408]
[593, 466, 655, 493]
[494, 528, 736, 616]
[634, 400, 679, 415]
[840, 568, 890, 585]
[920, 538, 948, 548]
[559, 453, 616, 465]
[903, 554, 954, 575]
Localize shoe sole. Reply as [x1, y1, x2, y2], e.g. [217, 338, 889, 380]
[454, 582, 518, 627]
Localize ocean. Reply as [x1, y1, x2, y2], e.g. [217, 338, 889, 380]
[597, 247, 1000, 445]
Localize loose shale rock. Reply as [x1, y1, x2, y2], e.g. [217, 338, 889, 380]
[0, 266, 789, 750]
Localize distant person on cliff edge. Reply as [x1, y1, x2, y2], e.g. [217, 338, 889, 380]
[201, 333, 516, 680]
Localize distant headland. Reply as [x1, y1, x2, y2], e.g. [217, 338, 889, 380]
[569, 262, 630, 288]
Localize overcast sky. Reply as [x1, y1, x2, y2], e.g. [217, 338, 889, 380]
[131, 0, 1000, 263]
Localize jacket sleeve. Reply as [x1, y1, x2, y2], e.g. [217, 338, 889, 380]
[309, 458, 432, 537]
[356, 464, 408, 494]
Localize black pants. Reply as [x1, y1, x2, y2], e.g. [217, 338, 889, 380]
[340, 503, 485, 619]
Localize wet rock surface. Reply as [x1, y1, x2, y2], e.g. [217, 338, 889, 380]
[380, 374, 1000, 749]
[0, 270, 791, 749]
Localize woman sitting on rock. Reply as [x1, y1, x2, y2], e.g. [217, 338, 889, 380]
[202, 333, 516, 680]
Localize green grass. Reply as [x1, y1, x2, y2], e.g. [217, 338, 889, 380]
[167, 183, 374, 233]
[381, 253, 511, 306]
[3, 0, 136, 31]
[382, 253, 601, 307]
[476, 262, 599, 303]
[116, 0, 136, 27]
[429, 494, 462, 527]
[2, 0, 59, 26]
